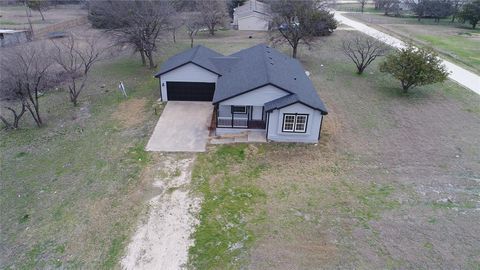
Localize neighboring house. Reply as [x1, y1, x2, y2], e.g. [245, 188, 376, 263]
[0, 29, 29, 47]
[154, 44, 328, 143]
[232, 0, 271, 31]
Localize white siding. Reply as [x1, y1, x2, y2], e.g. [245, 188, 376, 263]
[267, 103, 323, 143]
[252, 106, 263, 120]
[159, 63, 219, 101]
[219, 85, 288, 106]
[218, 105, 231, 117]
[238, 15, 269, 31]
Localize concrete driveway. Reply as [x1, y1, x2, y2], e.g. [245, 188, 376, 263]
[146, 101, 213, 152]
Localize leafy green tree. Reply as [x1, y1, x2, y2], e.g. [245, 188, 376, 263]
[458, 0, 480, 29]
[379, 45, 449, 93]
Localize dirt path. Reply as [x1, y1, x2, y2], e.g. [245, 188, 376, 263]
[121, 155, 200, 270]
[334, 12, 480, 95]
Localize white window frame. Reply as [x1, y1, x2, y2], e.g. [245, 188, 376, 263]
[232, 106, 247, 114]
[295, 115, 307, 132]
[282, 113, 308, 133]
[282, 114, 296, 132]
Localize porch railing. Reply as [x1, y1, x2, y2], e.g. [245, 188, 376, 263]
[217, 117, 265, 129]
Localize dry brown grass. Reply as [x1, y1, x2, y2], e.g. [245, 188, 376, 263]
[113, 98, 147, 128]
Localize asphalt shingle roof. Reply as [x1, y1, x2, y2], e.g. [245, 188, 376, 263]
[154, 45, 223, 77]
[213, 44, 327, 114]
[155, 44, 327, 114]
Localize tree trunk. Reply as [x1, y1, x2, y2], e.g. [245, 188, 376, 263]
[172, 29, 176, 43]
[39, 9, 45, 21]
[26, 104, 42, 127]
[140, 50, 146, 66]
[292, 44, 298, 58]
[0, 116, 12, 129]
[190, 37, 194, 48]
[24, 3, 34, 38]
[0, 105, 26, 129]
[71, 94, 78, 106]
[34, 104, 42, 126]
[209, 24, 215, 35]
[146, 50, 155, 69]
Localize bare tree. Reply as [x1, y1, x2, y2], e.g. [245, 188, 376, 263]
[1, 43, 53, 127]
[375, 0, 401, 15]
[185, 12, 204, 48]
[196, 0, 228, 36]
[0, 89, 27, 129]
[169, 15, 184, 44]
[268, 0, 337, 58]
[357, 0, 368, 13]
[27, 0, 50, 21]
[342, 34, 390, 74]
[451, 0, 466, 22]
[52, 34, 109, 106]
[88, 0, 174, 68]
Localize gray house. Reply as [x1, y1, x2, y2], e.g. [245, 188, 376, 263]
[154, 44, 328, 143]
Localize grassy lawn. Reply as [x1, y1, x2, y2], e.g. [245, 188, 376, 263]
[414, 32, 480, 71]
[0, 29, 267, 269]
[188, 30, 480, 269]
[344, 12, 480, 74]
[1, 27, 479, 269]
[0, 47, 166, 268]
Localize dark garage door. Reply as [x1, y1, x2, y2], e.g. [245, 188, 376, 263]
[166, 82, 215, 101]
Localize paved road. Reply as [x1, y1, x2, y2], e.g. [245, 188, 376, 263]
[146, 101, 213, 152]
[334, 12, 480, 95]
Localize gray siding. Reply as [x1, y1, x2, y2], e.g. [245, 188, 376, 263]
[267, 103, 322, 143]
[218, 105, 232, 118]
[251, 106, 263, 120]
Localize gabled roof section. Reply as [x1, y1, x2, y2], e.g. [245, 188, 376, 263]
[213, 44, 327, 114]
[264, 94, 328, 115]
[154, 45, 224, 77]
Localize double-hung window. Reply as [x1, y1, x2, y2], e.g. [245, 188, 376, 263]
[282, 114, 308, 133]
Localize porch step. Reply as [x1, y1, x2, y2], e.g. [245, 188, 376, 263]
[209, 131, 266, 145]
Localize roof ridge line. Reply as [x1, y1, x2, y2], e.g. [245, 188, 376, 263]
[263, 45, 271, 83]
[190, 45, 201, 61]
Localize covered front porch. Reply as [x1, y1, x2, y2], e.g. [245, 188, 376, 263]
[215, 105, 267, 129]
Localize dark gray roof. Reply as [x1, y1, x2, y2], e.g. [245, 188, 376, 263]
[209, 57, 240, 74]
[154, 45, 224, 77]
[213, 44, 327, 114]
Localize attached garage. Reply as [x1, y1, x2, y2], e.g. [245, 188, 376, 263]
[154, 45, 223, 102]
[166, 82, 215, 101]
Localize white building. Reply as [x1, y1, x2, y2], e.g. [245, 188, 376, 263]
[0, 29, 29, 47]
[232, 0, 271, 31]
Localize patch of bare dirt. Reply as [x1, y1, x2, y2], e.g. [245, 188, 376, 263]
[121, 154, 201, 270]
[113, 98, 147, 128]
